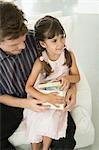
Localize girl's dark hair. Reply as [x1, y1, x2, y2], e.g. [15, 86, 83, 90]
[34, 15, 72, 77]
[0, 1, 28, 42]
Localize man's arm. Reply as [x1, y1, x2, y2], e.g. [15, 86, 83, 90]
[0, 95, 48, 112]
[64, 84, 77, 112]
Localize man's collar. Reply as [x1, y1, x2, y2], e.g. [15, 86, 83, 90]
[0, 48, 9, 61]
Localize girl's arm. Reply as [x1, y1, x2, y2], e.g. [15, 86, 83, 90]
[25, 58, 64, 104]
[25, 58, 46, 101]
[57, 50, 80, 90]
[64, 83, 77, 112]
[66, 50, 80, 83]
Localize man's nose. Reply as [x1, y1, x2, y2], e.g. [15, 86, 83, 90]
[18, 42, 25, 50]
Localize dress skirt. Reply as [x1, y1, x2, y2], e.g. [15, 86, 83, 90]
[24, 108, 68, 143]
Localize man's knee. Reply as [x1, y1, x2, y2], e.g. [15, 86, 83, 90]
[0, 139, 16, 150]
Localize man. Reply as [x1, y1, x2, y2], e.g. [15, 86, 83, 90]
[0, 1, 76, 150]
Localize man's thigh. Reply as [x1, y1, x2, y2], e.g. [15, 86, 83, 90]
[0, 105, 23, 150]
[50, 112, 76, 150]
[0, 140, 16, 150]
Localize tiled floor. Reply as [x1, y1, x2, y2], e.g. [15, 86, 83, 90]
[14, 1, 99, 150]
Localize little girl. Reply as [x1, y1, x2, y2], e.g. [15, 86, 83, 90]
[24, 16, 80, 150]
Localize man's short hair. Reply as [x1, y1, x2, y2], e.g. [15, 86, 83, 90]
[0, 1, 28, 42]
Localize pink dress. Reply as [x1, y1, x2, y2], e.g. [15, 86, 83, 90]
[23, 51, 70, 143]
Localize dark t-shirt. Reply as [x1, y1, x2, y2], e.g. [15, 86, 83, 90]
[0, 30, 38, 139]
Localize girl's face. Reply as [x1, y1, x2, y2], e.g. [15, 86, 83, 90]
[40, 34, 65, 57]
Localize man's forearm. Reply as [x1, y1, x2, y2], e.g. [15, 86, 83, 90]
[0, 95, 29, 108]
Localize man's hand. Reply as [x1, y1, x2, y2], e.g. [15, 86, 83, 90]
[64, 84, 76, 112]
[0, 95, 49, 112]
[27, 98, 49, 112]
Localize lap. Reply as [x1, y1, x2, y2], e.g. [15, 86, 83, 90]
[0, 140, 16, 150]
[0, 104, 23, 150]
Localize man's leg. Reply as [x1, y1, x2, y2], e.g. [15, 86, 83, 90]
[0, 104, 23, 150]
[1, 139, 16, 150]
[50, 112, 76, 150]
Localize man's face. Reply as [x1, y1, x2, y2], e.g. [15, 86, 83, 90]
[0, 35, 26, 55]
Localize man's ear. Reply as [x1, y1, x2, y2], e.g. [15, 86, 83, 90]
[40, 41, 46, 48]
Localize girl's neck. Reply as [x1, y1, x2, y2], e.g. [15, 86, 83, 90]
[46, 52, 60, 61]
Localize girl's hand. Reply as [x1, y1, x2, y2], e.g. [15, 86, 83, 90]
[57, 75, 69, 91]
[44, 92, 64, 105]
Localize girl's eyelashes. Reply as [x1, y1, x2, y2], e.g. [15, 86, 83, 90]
[52, 39, 57, 42]
[62, 35, 64, 39]
[50, 34, 65, 43]
[61, 34, 66, 39]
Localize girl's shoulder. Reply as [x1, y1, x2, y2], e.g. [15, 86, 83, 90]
[34, 57, 43, 70]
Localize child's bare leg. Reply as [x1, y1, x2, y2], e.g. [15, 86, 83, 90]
[42, 136, 52, 150]
[31, 143, 39, 150]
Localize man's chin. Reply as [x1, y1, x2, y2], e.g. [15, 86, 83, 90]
[13, 50, 22, 55]
[5, 51, 21, 55]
